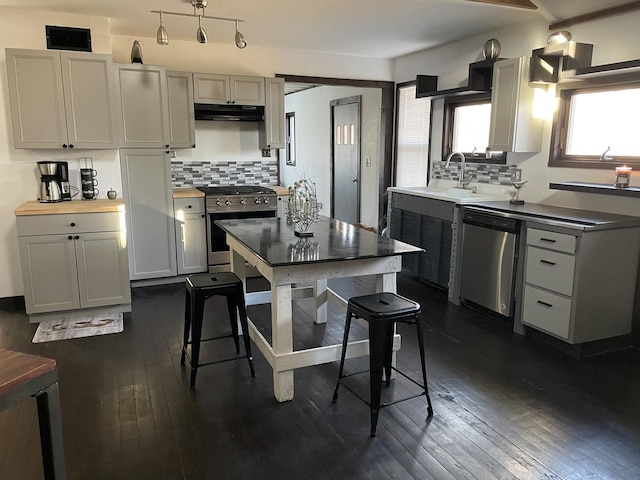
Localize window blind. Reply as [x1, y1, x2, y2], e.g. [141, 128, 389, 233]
[395, 84, 430, 187]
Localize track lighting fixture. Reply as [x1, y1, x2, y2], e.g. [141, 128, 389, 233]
[151, 0, 247, 48]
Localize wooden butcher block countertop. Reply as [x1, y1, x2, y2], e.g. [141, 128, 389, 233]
[172, 188, 205, 199]
[15, 199, 125, 216]
[270, 186, 289, 196]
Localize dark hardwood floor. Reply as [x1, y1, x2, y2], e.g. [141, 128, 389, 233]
[1, 273, 640, 479]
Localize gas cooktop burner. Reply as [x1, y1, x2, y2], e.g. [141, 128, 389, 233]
[197, 185, 275, 196]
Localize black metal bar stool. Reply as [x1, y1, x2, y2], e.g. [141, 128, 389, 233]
[181, 272, 255, 389]
[332, 292, 434, 436]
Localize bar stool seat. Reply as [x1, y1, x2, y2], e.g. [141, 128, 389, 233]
[180, 272, 255, 389]
[333, 292, 434, 436]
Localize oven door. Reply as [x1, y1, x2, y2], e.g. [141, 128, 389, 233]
[207, 210, 277, 267]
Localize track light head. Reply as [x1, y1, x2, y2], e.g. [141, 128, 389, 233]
[235, 20, 246, 49]
[156, 12, 169, 45]
[196, 16, 208, 44]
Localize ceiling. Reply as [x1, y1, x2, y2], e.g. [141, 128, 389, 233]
[0, 0, 634, 58]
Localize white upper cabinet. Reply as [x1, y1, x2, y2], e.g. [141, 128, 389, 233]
[488, 56, 543, 153]
[260, 77, 285, 149]
[193, 73, 265, 105]
[166, 71, 196, 148]
[6, 48, 119, 149]
[115, 63, 170, 148]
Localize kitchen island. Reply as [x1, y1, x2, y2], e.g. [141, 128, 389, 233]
[215, 216, 422, 401]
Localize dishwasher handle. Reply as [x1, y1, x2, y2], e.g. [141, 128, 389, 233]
[462, 211, 520, 234]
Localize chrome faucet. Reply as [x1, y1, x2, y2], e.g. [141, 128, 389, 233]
[444, 151, 466, 189]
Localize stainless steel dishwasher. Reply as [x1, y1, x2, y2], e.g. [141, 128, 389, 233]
[459, 210, 520, 317]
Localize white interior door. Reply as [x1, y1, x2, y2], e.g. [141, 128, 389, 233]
[332, 99, 360, 224]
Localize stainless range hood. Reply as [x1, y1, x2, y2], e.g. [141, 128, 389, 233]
[194, 103, 265, 121]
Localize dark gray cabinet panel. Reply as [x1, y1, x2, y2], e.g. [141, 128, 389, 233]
[390, 200, 452, 288]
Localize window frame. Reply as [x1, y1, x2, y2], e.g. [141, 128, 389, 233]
[285, 111, 296, 166]
[549, 72, 640, 168]
[442, 93, 506, 164]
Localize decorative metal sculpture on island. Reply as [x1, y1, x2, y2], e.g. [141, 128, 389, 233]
[287, 176, 321, 237]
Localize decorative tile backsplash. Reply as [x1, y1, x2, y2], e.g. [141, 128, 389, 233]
[171, 160, 279, 187]
[432, 161, 521, 185]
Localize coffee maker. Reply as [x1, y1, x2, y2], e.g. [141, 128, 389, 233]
[37, 161, 62, 203]
[56, 161, 72, 201]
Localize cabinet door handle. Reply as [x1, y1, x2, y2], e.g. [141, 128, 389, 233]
[539, 259, 556, 266]
[68, 235, 73, 240]
[62, 144, 68, 148]
[537, 300, 553, 308]
[539, 237, 556, 243]
[201, 214, 205, 218]
[69, 144, 74, 148]
[74, 235, 80, 240]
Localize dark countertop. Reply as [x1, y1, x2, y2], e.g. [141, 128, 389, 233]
[550, 182, 640, 198]
[463, 201, 640, 231]
[216, 216, 423, 267]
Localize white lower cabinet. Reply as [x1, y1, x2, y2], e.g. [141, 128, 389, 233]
[521, 225, 640, 344]
[277, 194, 289, 218]
[174, 197, 207, 275]
[16, 211, 131, 317]
[120, 149, 177, 280]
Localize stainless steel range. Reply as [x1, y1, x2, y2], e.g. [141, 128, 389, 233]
[197, 185, 277, 271]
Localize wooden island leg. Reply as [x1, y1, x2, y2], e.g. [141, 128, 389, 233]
[272, 283, 294, 401]
[313, 279, 328, 324]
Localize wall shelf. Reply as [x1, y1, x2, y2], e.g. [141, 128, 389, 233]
[530, 42, 593, 84]
[416, 58, 502, 99]
[549, 181, 640, 198]
[574, 58, 640, 78]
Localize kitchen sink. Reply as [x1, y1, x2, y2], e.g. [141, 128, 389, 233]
[391, 186, 503, 203]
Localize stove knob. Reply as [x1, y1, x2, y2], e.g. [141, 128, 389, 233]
[264, 197, 270, 204]
[255, 197, 262, 204]
[225, 199, 232, 206]
[240, 198, 247, 205]
[215, 199, 222, 206]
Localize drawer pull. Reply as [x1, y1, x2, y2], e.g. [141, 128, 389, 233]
[537, 300, 553, 308]
[70, 222, 76, 227]
[539, 259, 556, 266]
[539, 237, 556, 243]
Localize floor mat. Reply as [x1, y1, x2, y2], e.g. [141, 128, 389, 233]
[32, 313, 123, 343]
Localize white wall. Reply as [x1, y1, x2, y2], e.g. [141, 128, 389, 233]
[393, 14, 640, 216]
[281, 85, 382, 229]
[0, 8, 392, 298]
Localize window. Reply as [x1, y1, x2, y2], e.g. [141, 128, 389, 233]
[550, 75, 640, 168]
[394, 82, 431, 187]
[443, 94, 505, 163]
[286, 112, 296, 166]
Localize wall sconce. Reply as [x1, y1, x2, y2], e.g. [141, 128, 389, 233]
[151, 0, 246, 48]
[547, 30, 572, 45]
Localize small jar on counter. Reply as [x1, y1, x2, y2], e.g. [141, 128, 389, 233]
[615, 166, 632, 188]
